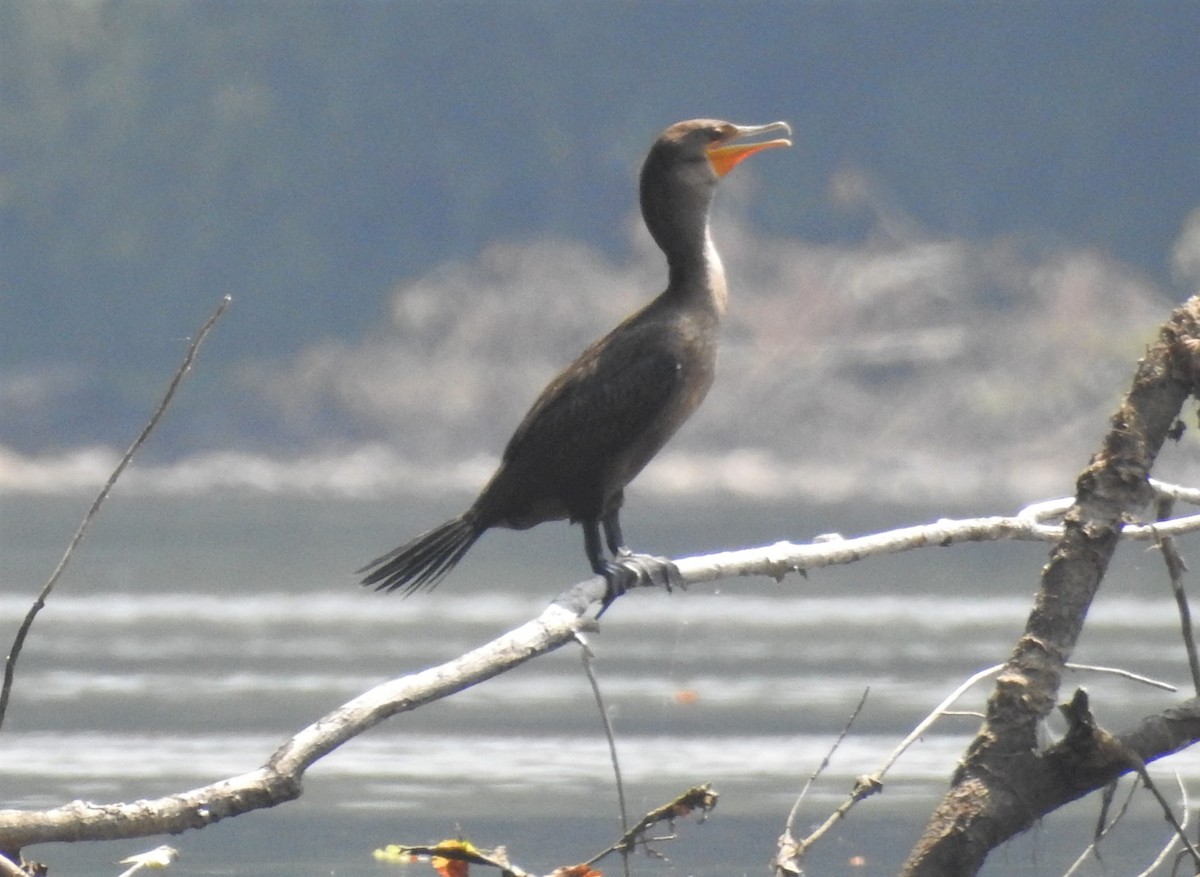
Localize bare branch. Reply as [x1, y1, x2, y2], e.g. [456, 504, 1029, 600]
[7, 299, 1200, 864]
[7, 486, 1200, 858]
[1133, 773, 1189, 877]
[0, 600, 586, 855]
[1150, 478, 1200, 507]
[782, 658, 1182, 877]
[667, 502, 1200, 589]
[583, 785, 718, 866]
[377, 787, 716, 877]
[1152, 494, 1200, 695]
[1063, 663, 1176, 692]
[902, 295, 1200, 876]
[775, 688, 870, 876]
[1059, 778, 1139, 877]
[0, 295, 232, 733]
[1057, 690, 1200, 868]
[575, 631, 630, 851]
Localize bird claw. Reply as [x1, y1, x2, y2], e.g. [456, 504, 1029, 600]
[612, 552, 682, 591]
[594, 553, 682, 616]
[635, 552, 684, 591]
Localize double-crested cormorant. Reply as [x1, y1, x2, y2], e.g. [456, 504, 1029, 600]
[360, 118, 791, 600]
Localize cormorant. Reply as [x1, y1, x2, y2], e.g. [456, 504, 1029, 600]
[360, 118, 791, 602]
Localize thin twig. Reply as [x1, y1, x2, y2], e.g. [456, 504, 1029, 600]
[1129, 756, 1200, 870]
[784, 687, 870, 838]
[877, 664, 1004, 781]
[1132, 774, 1188, 877]
[1060, 779, 1139, 877]
[1062, 773, 1191, 877]
[379, 787, 717, 876]
[584, 785, 718, 866]
[1150, 479, 1200, 507]
[775, 688, 870, 875]
[575, 632, 629, 847]
[778, 665, 1007, 870]
[781, 666, 1004, 869]
[1063, 663, 1177, 692]
[1153, 495, 1200, 696]
[1059, 690, 1200, 871]
[802, 659, 1175, 864]
[0, 295, 232, 733]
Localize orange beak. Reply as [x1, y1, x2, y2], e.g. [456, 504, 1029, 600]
[707, 121, 792, 178]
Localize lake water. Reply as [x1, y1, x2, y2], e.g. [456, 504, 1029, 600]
[1, 493, 1196, 875]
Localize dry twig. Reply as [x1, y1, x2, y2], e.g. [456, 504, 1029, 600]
[775, 689, 870, 876]
[1058, 691, 1200, 868]
[1153, 494, 1200, 695]
[574, 631, 630, 877]
[0, 295, 232, 733]
[8, 298, 1200, 861]
[6, 495, 1200, 858]
[903, 295, 1200, 876]
[584, 785, 718, 865]
[377, 788, 716, 877]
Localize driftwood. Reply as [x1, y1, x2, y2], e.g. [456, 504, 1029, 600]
[901, 295, 1200, 875]
[13, 493, 1200, 859]
[5, 297, 1200, 875]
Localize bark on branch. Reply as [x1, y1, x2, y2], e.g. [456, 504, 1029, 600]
[0, 603, 586, 857]
[7, 299, 1200, 867]
[6, 495, 1200, 858]
[901, 295, 1200, 876]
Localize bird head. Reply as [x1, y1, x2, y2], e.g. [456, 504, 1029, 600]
[641, 119, 792, 211]
[639, 118, 791, 268]
[703, 120, 793, 177]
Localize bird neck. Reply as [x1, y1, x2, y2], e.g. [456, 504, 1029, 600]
[642, 178, 727, 315]
[666, 227, 728, 316]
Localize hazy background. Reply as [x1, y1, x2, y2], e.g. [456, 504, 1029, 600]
[3, 0, 1199, 508]
[4, 4, 1200, 873]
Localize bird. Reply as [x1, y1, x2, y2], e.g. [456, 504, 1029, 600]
[359, 118, 791, 603]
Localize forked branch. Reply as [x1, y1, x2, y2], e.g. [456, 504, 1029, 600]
[902, 294, 1200, 876]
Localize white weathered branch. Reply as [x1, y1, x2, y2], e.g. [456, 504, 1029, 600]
[674, 490, 1200, 586]
[0, 602, 586, 853]
[5, 492, 1200, 856]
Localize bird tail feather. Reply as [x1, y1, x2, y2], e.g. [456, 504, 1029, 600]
[358, 514, 481, 595]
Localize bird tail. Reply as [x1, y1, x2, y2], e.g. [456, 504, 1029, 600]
[357, 514, 481, 596]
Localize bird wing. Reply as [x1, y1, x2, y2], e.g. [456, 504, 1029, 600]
[501, 317, 688, 484]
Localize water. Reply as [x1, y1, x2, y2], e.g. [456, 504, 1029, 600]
[1, 493, 1196, 875]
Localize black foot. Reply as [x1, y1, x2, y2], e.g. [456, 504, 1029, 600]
[596, 562, 636, 616]
[596, 552, 682, 615]
[619, 551, 682, 590]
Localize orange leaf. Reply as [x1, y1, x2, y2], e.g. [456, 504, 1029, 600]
[550, 865, 601, 877]
[432, 855, 470, 877]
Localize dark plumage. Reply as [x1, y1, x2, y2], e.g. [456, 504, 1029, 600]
[359, 118, 791, 599]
